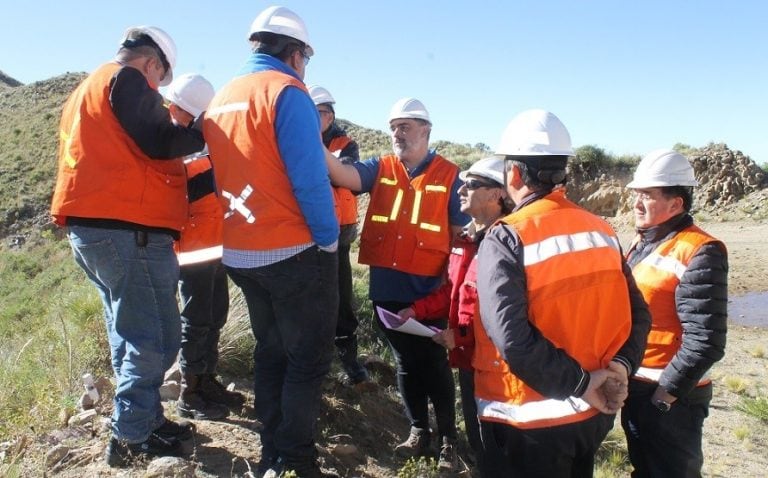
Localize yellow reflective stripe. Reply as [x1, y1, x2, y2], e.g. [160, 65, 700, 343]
[379, 177, 398, 186]
[476, 396, 592, 424]
[411, 191, 422, 224]
[389, 189, 403, 221]
[424, 184, 447, 192]
[419, 223, 441, 232]
[60, 112, 81, 168]
[371, 215, 389, 223]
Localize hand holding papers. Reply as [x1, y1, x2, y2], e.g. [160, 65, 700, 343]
[376, 306, 441, 337]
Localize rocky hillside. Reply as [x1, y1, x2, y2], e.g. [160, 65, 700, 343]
[0, 72, 766, 245]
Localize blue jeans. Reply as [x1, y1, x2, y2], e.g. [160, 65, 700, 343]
[178, 260, 229, 375]
[226, 246, 338, 466]
[68, 225, 181, 443]
[621, 380, 711, 477]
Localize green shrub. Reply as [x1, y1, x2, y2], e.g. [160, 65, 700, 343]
[737, 396, 768, 422]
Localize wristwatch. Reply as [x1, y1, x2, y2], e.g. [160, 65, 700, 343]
[654, 399, 672, 412]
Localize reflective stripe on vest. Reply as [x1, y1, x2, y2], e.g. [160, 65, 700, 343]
[524, 230, 620, 266]
[638, 252, 687, 279]
[477, 396, 591, 424]
[178, 245, 223, 266]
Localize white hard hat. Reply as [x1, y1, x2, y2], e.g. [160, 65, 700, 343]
[164, 74, 215, 118]
[495, 109, 574, 157]
[389, 97, 431, 124]
[249, 6, 314, 57]
[627, 149, 699, 188]
[121, 26, 177, 87]
[308, 85, 335, 106]
[459, 157, 505, 186]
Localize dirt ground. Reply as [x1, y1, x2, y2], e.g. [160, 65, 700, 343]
[7, 218, 768, 477]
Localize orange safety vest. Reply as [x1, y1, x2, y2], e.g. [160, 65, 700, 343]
[175, 154, 223, 266]
[51, 62, 187, 230]
[358, 154, 458, 276]
[473, 190, 632, 429]
[203, 70, 313, 251]
[628, 225, 725, 385]
[328, 135, 358, 226]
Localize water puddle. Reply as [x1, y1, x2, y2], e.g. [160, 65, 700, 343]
[729, 291, 768, 328]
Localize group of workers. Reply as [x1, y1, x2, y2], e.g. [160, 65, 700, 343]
[50, 4, 728, 478]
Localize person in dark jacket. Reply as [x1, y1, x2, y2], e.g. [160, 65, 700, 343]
[308, 85, 372, 388]
[475, 110, 651, 477]
[622, 149, 728, 477]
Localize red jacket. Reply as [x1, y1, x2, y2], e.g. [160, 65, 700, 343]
[412, 230, 479, 369]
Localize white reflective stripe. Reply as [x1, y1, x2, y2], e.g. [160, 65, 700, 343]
[207, 102, 249, 116]
[411, 191, 422, 224]
[451, 247, 464, 255]
[178, 246, 223, 266]
[523, 231, 620, 266]
[635, 366, 711, 385]
[330, 149, 342, 158]
[222, 186, 256, 223]
[477, 396, 592, 424]
[419, 223, 441, 232]
[639, 252, 687, 279]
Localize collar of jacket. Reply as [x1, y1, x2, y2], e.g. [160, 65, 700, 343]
[636, 212, 692, 244]
[238, 52, 303, 81]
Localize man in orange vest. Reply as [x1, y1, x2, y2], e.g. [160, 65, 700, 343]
[475, 109, 651, 477]
[203, 7, 339, 477]
[621, 149, 728, 477]
[51, 26, 205, 466]
[308, 85, 372, 389]
[325, 98, 470, 467]
[164, 73, 246, 422]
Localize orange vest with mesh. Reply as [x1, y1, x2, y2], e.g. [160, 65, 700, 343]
[628, 225, 724, 385]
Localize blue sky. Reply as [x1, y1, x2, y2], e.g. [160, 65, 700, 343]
[2, 1, 766, 162]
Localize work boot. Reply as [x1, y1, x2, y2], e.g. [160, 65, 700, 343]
[437, 436, 458, 471]
[199, 373, 246, 408]
[395, 427, 431, 458]
[105, 434, 181, 467]
[178, 374, 229, 420]
[335, 335, 371, 386]
[153, 417, 195, 441]
[263, 457, 339, 478]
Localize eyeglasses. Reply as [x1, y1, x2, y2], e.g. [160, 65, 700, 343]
[464, 178, 499, 190]
[301, 50, 310, 66]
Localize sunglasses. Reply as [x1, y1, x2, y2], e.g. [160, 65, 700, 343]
[464, 178, 499, 190]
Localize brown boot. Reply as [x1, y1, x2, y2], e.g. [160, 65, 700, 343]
[178, 374, 229, 420]
[394, 427, 431, 458]
[198, 373, 246, 408]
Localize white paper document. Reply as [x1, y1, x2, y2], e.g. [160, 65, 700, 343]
[376, 306, 441, 337]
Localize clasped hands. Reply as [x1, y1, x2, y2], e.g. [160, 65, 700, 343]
[581, 361, 629, 415]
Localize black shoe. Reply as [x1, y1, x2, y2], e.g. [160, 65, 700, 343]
[199, 373, 246, 408]
[178, 391, 230, 420]
[154, 417, 195, 441]
[437, 436, 458, 471]
[105, 434, 181, 467]
[263, 457, 338, 478]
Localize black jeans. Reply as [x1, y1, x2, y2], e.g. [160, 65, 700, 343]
[374, 301, 456, 439]
[226, 247, 338, 465]
[336, 225, 359, 339]
[458, 368, 493, 477]
[178, 260, 230, 375]
[621, 380, 711, 478]
[480, 412, 614, 478]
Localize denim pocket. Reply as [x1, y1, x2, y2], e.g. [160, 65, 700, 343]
[68, 227, 126, 289]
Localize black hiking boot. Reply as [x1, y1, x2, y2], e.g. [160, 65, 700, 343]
[198, 373, 246, 408]
[154, 417, 195, 441]
[105, 434, 181, 467]
[178, 374, 230, 420]
[437, 436, 458, 471]
[263, 457, 339, 478]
